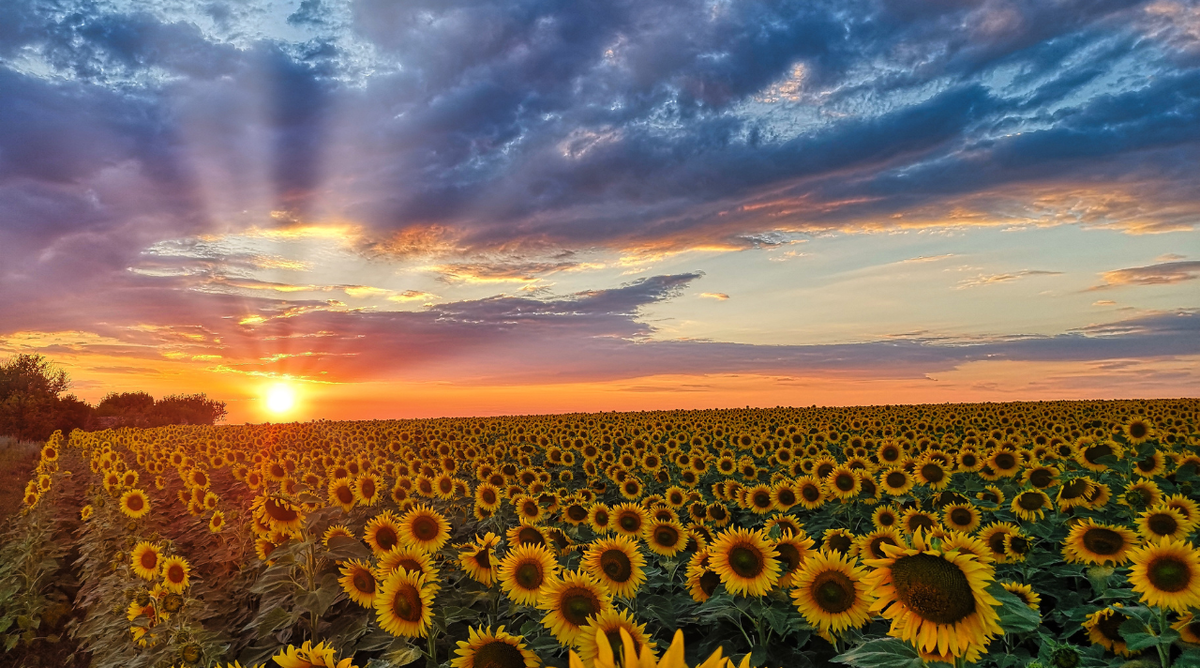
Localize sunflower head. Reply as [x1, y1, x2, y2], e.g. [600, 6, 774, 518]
[535, 569, 613, 645]
[450, 625, 539, 668]
[1128, 537, 1200, 612]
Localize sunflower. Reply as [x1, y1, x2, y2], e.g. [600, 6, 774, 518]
[854, 527, 905, 561]
[900, 508, 939, 536]
[208, 510, 225, 533]
[120, 489, 151, 520]
[536, 569, 614, 645]
[823, 528, 855, 555]
[1137, 505, 1190, 541]
[355, 472, 382, 506]
[475, 483, 502, 511]
[941, 503, 981, 534]
[574, 609, 655, 667]
[588, 503, 614, 534]
[1062, 519, 1139, 566]
[825, 465, 862, 501]
[706, 502, 731, 527]
[1165, 494, 1200, 532]
[458, 533, 500, 586]
[258, 496, 304, 531]
[864, 533, 1002, 661]
[774, 532, 817, 588]
[872, 506, 900, 530]
[375, 569, 438, 638]
[328, 478, 356, 512]
[685, 550, 722, 603]
[1076, 440, 1123, 472]
[708, 527, 781, 597]
[507, 523, 548, 549]
[451, 625, 540, 668]
[323, 524, 354, 546]
[1000, 582, 1041, 611]
[161, 555, 191, 593]
[791, 549, 874, 639]
[743, 484, 776, 514]
[940, 532, 994, 563]
[339, 559, 377, 608]
[499, 543, 559, 606]
[644, 520, 687, 558]
[914, 460, 951, 491]
[978, 523, 1020, 563]
[1082, 482, 1111, 510]
[1054, 477, 1095, 511]
[131, 542, 162, 580]
[513, 495, 544, 524]
[397, 504, 451, 553]
[1021, 464, 1059, 490]
[986, 450, 1020, 478]
[611, 503, 648, 538]
[378, 546, 439, 580]
[1083, 605, 1134, 657]
[795, 476, 825, 509]
[1010, 489, 1053, 522]
[1173, 613, 1200, 645]
[363, 512, 403, 556]
[879, 467, 914, 496]
[1132, 450, 1166, 479]
[1124, 417, 1154, 445]
[976, 485, 1005, 506]
[1127, 537, 1200, 612]
[765, 514, 803, 539]
[771, 482, 799, 511]
[582, 535, 646, 599]
[273, 640, 356, 668]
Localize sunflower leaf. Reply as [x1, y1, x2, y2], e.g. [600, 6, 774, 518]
[990, 584, 1041, 633]
[832, 638, 924, 668]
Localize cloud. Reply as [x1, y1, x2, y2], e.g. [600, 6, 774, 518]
[700, 293, 730, 300]
[1091, 261, 1200, 289]
[957, 270, 1063, 289]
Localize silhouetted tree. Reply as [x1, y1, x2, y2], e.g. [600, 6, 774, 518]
[0, 354, 71, 440]
[151, 394, 227, 426]
[96, 391, 156, 420]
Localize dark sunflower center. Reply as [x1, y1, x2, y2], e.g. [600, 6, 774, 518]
[949, 508, 973, 526]
[654, 526, 680, 547]
[777, 489, 797, 506]
[264, 498, 296, 522]
[1137, 457, 1157, 472]
[127, 495, 145, 511]
[474, 550, 491, 568]
[987, 531, 1007, 555]
[604, 629, 639, 664]
[886, 472, 907, 488]
[600, 550, 633, 582]
[802, 485, 820, 502]
[376, 527, 398, 551]
[728, 546, 765, 578]
[1130, 422, 1148, 439]
[961, 454, 977, 467]
[906, 513, 935, 533]
[750, 491, 770, 508]
[869, 536, 897, 558]
[1148, 513, 1178, 536]
[567, 505, 587, 521]
[1148, 556, 1192, 592]
[1017, 492, 1045, 511]
[483, 490, 498, 505]
[412, 516, 439, 541]
[1096, 611, 1124, 641]
[353, 571, 374, 593]
[361, 479, 376, 498]
[811, 570, 856, 613]
[392, 584, 422, 621]
[140, 551, 158, 569]
[699, 570, 720, 596]
[878, 512, 896, 526]
[471, 639, 525, 668]
[619, 515, 642, 532]
[921, 464, 944, 483]
[517, 527, 545, 546]
[994, 453, 1015, 470]
[775, 543, 801, 574]
[1084, 444, 1112, 463]
[817, 464, 834, 479]
[827, 534, 852, 554]
[890, 553, 977, 625]
[168, 564, 185, 583]
[1081, 528, 1125, 555]
[1029, 469, 1053, 487]
[560, 588, 600, 626]
[593, 511, 610, 526]
[1061, 479, 1090, 499]
[515, 562, 543, 590]
[835, 474, 856, 492]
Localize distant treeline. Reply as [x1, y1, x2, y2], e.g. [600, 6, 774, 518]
[0, 354, 227, 441]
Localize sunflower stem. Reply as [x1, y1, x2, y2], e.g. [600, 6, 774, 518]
[1156, 606, 1171, 668]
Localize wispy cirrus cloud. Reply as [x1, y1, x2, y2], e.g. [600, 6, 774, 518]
[1091, 261, 1200, 289]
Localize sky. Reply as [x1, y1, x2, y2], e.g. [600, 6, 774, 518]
[0, 0, 1198, 423]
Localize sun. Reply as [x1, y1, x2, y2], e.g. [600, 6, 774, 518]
[264, 383, 297, 415]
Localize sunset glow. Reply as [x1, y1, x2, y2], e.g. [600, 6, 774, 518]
[0, 0, 1197, 423]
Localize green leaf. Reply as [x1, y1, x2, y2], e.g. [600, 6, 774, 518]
[325, 536, 371, 562]
[1118, 616, 1157, 652]
[832, 638, 923, 668]
[990, 584, 1041, 633]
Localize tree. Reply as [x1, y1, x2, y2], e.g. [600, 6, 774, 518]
[151, 394, 227, 426]
[96, 391, 156, 419]
[0, 354, 71, 441]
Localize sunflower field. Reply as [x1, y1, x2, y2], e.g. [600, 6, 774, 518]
[3, 399, 1200, 668]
